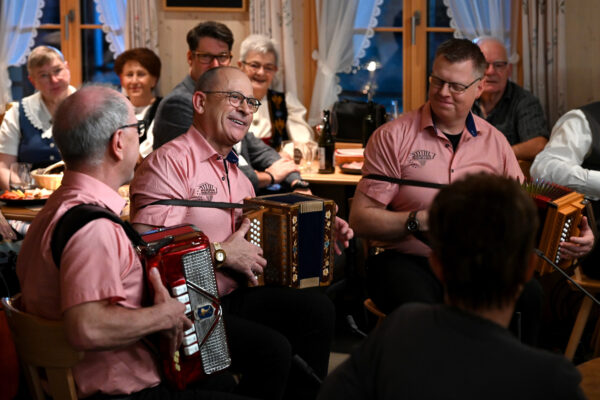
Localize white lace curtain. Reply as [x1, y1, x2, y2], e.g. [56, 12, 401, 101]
[93, 0, 126, 57]
[521, 0, 566, 126]
[125, 0, 159, 53]
[0, 0, 44, 111]
[308, 0, 359, 126]
[444, 0, 518, 65]
[249, 0, 296, 94]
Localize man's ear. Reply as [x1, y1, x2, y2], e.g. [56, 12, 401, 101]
[109, 128, 125, 161]
[187, 50, 193, 67]
[429, 253, 444, 284]
[193, 91, 206, 115]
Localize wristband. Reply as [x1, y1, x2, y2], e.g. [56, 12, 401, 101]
[265, 170, 275, 185]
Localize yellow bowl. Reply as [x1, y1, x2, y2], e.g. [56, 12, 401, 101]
[31, 169, 63, 190]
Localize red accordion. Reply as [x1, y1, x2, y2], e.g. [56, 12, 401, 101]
[243, 193, 336, 288]
[523, 181, 586, 275]
[140, 225, 231, 390]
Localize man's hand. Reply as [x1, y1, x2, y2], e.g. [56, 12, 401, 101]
[265, 158, 299, 183]
[148, 267, 193, 356]
[221, 218, 267, 286]
[333, 216, 354, 255]
[560, 216, 595, 260]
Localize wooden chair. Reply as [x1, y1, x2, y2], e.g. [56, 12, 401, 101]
[2, 294, 83, 400]
[564, 267, 600, 361]
[363, 298, 386, 327]
[577, 357, 600, 400]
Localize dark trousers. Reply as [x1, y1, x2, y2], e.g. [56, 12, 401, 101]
[366, 251, 543, 346]
[222, 286, 335, 400]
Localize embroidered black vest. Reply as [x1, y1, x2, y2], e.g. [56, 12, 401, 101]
[580, 102, 600, 172]
[266, 89, 289, 151]
[18, 100, 61, 169]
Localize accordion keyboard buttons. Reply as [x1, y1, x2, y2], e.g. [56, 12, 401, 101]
[177, 293, 190, 304]
[182, 334, 197, 346]
[184, 325, 196, 336]
[184, 343, 200, 356]
[249, 219, 261, 245]
[172, 282, 188, 297]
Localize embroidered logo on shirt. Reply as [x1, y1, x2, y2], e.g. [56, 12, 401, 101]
[192, 182, 217, 201]
[408, 150, 436, 168]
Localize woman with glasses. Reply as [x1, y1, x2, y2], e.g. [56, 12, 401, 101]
[238, 34, 314, 156]
[0, 46, 75, 191]
[114, 48, 162, 158]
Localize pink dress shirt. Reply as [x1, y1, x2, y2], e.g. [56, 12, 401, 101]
[17, 171, 160, 397]
[358, 102, 524, 256]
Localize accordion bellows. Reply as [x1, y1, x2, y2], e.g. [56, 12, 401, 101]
[141, 225, 231, 390]
[244, 193, 336, 288]
[523, 180, 586, 275]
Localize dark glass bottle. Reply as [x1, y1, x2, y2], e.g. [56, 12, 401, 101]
[318, 110, 335, 174]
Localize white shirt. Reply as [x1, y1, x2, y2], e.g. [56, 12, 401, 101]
[133, 103, 155, 158]
[251, 91, 314, 157]
[531, 109, 600, 199]
[0, 86, 76, 156]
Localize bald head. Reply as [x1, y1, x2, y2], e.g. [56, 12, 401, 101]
[53, 85, 132, 167]
[474, 37, 512, 98]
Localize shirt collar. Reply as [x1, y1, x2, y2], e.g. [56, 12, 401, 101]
[422, 102, 478, 137]
[188, 125, 239, 164]
[226, 150, 239, 164]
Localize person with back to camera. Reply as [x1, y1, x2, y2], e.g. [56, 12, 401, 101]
[320, 173, 585, 400]
[114, 47, 162, 158]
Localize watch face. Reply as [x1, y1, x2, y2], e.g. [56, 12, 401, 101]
[407, 219, 419, 233]
[215, 250, 225, 263]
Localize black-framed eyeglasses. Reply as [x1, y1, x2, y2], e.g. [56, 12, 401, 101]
[192, 51, 232, 65]
[487, 61, 509, 70]
[203, 91, 262, 113]
[429, 75, 482, 94]
[116, 120, 147, 138]
[241, 61, 278, 74]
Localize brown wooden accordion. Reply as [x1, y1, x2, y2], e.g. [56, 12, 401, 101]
[243, 193, 336, 288]
[140, 225, 231, 390]
[523, 180, 586, 275]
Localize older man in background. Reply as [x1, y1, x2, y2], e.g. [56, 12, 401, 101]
[472, 36, 549, 161]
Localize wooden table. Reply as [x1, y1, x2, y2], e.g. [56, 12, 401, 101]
[0, 205, 42, 222]
[301, 166, 362, 186]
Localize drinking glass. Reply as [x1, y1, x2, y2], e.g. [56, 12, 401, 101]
[295, 141, 318, 173]
[9, 162, 35, 191]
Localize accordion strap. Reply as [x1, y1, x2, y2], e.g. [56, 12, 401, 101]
[363, 174, 446, 189]
[147, 199, 261, 210]
[51, 204, 147, 268]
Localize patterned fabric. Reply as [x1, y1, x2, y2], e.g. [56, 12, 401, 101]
[472, 81, 549, 145]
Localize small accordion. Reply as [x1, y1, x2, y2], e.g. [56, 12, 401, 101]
[140, 225, 231, 390]
[523, 180, 586, 275]
[243, 193, 336, 288]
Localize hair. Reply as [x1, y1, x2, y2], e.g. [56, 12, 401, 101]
[27, 46, 65, 74]
[114, 47, 162, 80]
[187, 21, 234, 52]
[434, 38, 488, 77]
[240, 34, 278, 65]
[194, 66, 239, 93]
[52, 85, 130, 167]
[428, 173, 538, 310]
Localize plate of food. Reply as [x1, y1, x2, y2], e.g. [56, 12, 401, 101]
[340, 161, 363, 175]
[0, 188, 53, 206]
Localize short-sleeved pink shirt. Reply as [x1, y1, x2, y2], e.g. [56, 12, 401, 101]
[357, 102, 524, 256]
[130, 126, 255, 241]
[17, 171, 160, 398]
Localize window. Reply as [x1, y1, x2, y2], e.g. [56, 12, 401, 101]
[337, 0, 454, 115]
[9, 0, 119, 100]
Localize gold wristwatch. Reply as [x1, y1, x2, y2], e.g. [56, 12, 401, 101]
[213, 242, 226, 268]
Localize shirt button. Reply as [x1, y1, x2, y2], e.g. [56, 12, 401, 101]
[217, 156, 222, 160]
[49, 142, 55, 148]
[445, 144, 450, 148]
[451, 169, 454, 173]
[222, 176, 225, 181]
[50, 155, 55, 160]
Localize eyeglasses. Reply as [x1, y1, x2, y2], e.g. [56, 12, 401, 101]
[487, 61, 509, 70]
[35, 66, 67, 82]
[429, 75, 482, 94]
[192, 51, 232, 65]
[203, 91, 262, 113]
[241, 61, 278, 74]
[116, 120, 147, 138]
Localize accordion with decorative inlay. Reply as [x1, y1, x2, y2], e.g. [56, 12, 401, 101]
[523, 181, 586, 275]
[243, 193, 336, 288]
[140, 225, 231, 390]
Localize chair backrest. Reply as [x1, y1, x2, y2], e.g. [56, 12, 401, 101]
[1, 294, 83, 400]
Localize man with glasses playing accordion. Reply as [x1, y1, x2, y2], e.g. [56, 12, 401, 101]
[131, 66, 353, 400]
